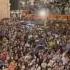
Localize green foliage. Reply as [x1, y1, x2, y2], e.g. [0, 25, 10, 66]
[10, 0, 19, 10]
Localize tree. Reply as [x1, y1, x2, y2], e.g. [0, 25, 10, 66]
[10, 0, 20, 10]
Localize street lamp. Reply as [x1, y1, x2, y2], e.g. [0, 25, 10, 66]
[37, 8, 50, 26]
[38, 8, 49, 19]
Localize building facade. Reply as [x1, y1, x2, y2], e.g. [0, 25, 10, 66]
[0, 0, 10, 20]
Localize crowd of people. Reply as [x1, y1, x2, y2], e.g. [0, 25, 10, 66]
[0, 18, 70, 70]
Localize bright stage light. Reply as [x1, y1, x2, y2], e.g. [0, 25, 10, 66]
[38, 9, 49, 19]
[39, 10, 46, 17]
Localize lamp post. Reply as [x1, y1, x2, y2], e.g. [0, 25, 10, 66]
[37, 8, 49, 26]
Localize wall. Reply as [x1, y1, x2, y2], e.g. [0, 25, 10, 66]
[0, 0, 10, 20]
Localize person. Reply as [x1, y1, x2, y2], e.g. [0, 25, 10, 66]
[0, 60, 5, 70]
[8, 60, 17, 70]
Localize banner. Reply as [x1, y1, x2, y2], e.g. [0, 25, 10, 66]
[21, 10, 70, 21]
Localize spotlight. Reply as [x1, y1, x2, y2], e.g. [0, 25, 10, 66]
[38, 9, 49, 19]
